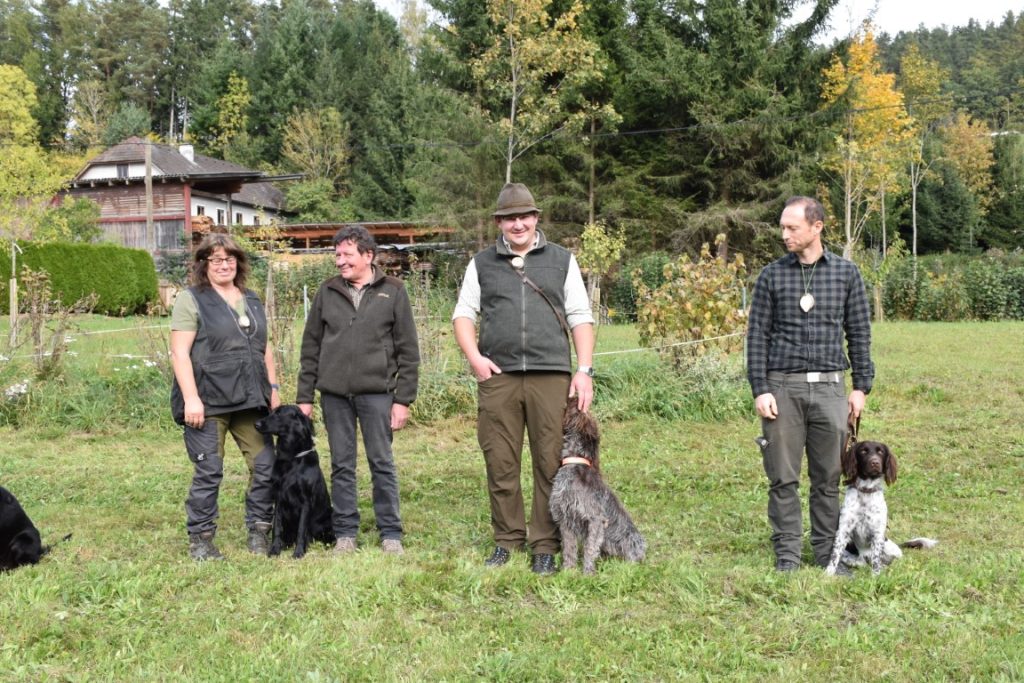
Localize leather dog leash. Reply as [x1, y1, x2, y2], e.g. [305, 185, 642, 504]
[843, 411, 860, 460]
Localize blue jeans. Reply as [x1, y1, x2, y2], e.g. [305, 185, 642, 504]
[320, 392, 402, 540]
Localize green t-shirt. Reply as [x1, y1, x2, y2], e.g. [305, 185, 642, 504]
[170, 289, 247, 331]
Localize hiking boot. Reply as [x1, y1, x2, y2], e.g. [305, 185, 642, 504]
[247, 522, 272, 556]
[333, 537, 357, 555]
[381, 539, 404, 555]
[531, 553, 557, 576]
[484, 546, 511, 567]
[189, 531, 224, 561]
[775, 559, 800, 573]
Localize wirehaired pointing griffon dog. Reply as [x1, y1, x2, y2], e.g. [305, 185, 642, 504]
[1, 485, 70, 572]
[825, 438, 937, 576]
[255, 405, 335, 558]
[550, 399, 646, 574]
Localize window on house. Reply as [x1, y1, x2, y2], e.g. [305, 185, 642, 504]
[235, 212, 243, 225]
[195, 206, 205, 216]
[116, 164, 129, 178]
[216, 209, 225, 225]
[253, 215, 260, 226]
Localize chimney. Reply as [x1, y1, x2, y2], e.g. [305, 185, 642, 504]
[179, 144, 194, 162]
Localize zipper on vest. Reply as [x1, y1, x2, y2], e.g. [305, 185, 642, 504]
[520, 276, 527, 371]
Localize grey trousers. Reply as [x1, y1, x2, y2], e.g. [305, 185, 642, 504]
[760, 375, 848, 566]
[321, 392, 402, 541]
[183, 409, 275, 535]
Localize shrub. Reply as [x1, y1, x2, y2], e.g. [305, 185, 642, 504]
[882, 259, 919, 320]
[914, 272, 970, 321]
[634, 236, 746, 371]
[1003, 266, 1024, 319]
[963, 259, 1012, 320]
[0, 241, 158, 315]
[608, 251, 671, 321]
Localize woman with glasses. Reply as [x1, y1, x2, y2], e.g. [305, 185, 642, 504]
[170, 233, 281, 561]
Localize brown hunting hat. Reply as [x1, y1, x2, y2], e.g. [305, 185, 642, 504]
[493, 182, 541, 217]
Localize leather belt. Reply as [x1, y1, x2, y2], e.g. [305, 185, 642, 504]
[767, 371, 843, 383]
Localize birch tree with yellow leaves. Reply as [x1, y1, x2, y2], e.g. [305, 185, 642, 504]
[821, 25, 914, 258]
[472, 0, 610, 183]
[899, 44, 951, 263]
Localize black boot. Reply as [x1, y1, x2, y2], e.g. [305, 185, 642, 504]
[189, 531, 224, 561]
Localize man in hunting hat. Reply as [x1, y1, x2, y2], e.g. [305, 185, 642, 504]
[453, 182, 595, 575]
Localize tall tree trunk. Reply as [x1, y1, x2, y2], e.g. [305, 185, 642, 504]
[911, 172, 919, 278]
[588, 116, 596, 225]
[880, 184, 887, 258]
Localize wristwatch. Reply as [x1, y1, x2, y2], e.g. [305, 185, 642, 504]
[576, 365, 595, 377]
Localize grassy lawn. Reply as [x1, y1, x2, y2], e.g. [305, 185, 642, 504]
[1, 321, 1022, 680]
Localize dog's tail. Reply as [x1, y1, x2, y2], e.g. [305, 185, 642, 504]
[41, 533, 73, 557]
[900, 537, 938, 550]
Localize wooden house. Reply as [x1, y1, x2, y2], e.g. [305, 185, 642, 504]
[63, 137, 294, 256]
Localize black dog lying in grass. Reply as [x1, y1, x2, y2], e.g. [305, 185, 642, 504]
[0, 485, 70, 571]
[255, 405, 335, 558]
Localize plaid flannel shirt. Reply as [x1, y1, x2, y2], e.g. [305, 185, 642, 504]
[746, 250, 874, 398]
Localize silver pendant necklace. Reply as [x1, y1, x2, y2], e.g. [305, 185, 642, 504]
[800, 260, 818, 312]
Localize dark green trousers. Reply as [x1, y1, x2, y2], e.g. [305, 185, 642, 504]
[760, 374, 848, 566]
[477, 372, 571, 555]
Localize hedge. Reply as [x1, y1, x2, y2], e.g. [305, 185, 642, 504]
[0, 241, 159, 315]
[882, 252, 1024, 321]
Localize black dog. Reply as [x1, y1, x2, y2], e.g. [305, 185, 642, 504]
[1, 485, 66, 571]
[255, 405, 335, 558]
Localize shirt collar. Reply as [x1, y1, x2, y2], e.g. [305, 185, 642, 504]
[784, 249, 835, 267]
[497, 229, 547, 256]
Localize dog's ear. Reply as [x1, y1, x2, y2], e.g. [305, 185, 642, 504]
[882, 444, 898, 485]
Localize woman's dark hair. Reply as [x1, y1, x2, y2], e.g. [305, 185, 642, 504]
[191, 233, 250, 289]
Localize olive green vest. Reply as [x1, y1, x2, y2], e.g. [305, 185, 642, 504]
[474, 232, 572, 373]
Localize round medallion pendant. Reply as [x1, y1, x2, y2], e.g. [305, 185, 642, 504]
[238, 314, 251, 327]
[510, 256, 525, 270]
[799, 293, 815, 312]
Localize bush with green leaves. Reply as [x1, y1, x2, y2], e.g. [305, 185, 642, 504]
[0, 241, 158, 315]
[883, 252, 1024, 321]
[963, 259, 1013, 320]
[608, 251, 671, 321]
[914, 271, 970, 321]
[634, 236, 746, 370]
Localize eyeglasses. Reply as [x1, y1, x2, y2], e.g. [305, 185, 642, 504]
[206, 257, 237, 266]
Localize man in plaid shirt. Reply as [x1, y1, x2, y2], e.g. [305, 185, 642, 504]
[746, 196, 874, 573]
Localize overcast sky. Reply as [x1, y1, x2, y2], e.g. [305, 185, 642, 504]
[812, 0, 1022, 41]
[373, 0, 1022, 41]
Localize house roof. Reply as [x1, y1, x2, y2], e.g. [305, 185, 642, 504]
[74, 136, 264, 182]
[192, 182, 287, 212]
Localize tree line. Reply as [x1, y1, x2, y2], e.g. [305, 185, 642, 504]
[2, 0, 1023, 266]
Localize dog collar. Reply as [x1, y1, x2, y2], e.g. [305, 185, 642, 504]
[856, 483, 881, 494]
[295, 448, 317, 459]
[560, 456, 592, 467]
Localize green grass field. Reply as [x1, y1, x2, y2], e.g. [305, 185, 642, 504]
[1, 321, 1022, 680]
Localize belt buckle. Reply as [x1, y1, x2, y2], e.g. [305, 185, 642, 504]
[806, 372, 821, 382]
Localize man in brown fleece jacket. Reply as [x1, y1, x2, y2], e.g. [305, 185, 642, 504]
[297, 225, 420, 555]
